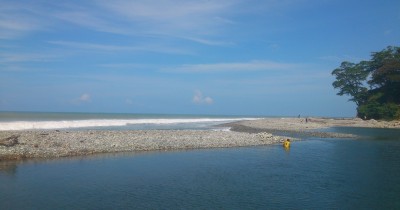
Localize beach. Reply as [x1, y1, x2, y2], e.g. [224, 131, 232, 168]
[0, 130, 286, 160]
[1, 117, 398, 160]
[225, 117, 400, 136]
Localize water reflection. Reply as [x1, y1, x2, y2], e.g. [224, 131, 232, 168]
[1, 127, 399, 209]
[321, 127, 400, 140]
[0, 149, 183, 177]
[0, 161, 17, 176]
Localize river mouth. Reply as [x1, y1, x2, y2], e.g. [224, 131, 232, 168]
[1, 128, 400, 209]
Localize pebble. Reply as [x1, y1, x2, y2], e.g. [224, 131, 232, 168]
[0, 130, 287, 160]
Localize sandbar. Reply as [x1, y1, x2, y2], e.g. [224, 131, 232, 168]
[1, 117, 398, 160]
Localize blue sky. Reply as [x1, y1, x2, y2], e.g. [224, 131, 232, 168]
[1, 0, 399, 116]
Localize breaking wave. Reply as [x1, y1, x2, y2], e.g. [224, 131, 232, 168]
[0, 118, 256, 131]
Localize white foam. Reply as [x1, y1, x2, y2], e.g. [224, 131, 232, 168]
[211, 127, 232, 132]
[0, 118, 258, 131]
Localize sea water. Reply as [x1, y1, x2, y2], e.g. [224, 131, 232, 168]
[0, 113, 400, 209]
[1, 127, 400, 209]
[0, 112, 259, 131]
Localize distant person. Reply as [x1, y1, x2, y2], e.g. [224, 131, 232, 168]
[283, 139, 290, 148]
[305, 118, 308, 123]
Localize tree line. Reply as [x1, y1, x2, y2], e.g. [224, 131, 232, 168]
[332, 46, 400, 120]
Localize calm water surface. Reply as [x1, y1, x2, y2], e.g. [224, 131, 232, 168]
[1, 128, 400, 209]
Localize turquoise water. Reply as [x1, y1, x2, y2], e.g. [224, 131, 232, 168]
[1, 127, 400, 209]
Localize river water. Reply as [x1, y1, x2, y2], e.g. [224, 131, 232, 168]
[1, 127, 400, 209]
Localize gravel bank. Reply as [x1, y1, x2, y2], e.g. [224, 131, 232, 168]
[230, 117, 400, 130]
[3, 117, 393, 161]
[0, 130, 287, 161]
[223, 117, 400, 138]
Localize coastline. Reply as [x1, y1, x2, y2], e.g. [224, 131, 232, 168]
[0, 130, 286, 161]
[224, 117, 400, 137]
[1, 117, 398, 161]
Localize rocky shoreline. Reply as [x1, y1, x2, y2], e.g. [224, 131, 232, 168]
[2, 117, 397, 161]
[223, 117, 400, 138]
[224, 123, 356, 139]
[0, 129, 287, 161]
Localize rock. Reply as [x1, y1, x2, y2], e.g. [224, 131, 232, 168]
[0, 135, 19, 147]
[256, 132, 273, 139]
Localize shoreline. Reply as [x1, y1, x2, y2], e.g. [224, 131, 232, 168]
[0, 130, 287, 161]
[223, 117, 400, 138]
[1, 117, 399, 161]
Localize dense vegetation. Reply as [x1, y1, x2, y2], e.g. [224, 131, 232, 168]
[331, 46, 400, 120]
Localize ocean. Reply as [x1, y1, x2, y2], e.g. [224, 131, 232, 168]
[1, 112, 400, 209]
[0, 111, 259, 131]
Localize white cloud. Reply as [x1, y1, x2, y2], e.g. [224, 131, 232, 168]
[71, 93, 91, 105]
[204, 97, 214, 104]
[79, 93, 91, 102]
[193, 90, 213, 105]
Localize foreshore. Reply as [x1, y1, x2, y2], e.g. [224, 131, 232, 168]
[224, 117, 400, 137]
[0, 130, 286, 161]
[1, 117, 398, 161]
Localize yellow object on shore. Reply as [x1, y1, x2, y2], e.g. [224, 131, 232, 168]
[283, 139, 290, 148]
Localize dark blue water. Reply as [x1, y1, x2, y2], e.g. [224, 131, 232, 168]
[1, 128, 400, 209]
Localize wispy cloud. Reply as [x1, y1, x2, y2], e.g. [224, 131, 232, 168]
[0, 1, 49, 39]
[180, 36, 234, 46]
[97, 63, 155, 69]
[48, 40, 191, 54]
[51, 0, 240, 45]
[0, 0, 318, 46]
[384, 29, 392, 35]
[0, 52, 57, 63]
[0, 51, 61, 72]
[49, 41, 133, 51]
[318, 55, 365, 63]
[96, 0, 236, 32]
[1, 0, 240, 45]
[163, 60, 299, 73]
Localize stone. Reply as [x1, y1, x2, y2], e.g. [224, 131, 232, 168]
[0, 135, 19, 147]
[256, 132, 274, 139]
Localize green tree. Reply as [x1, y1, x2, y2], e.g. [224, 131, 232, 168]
[332, 46, 400, 120]
[368, 46, 400, 104]
[331, 61, 369, 106]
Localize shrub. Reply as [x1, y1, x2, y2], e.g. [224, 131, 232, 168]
[358, 102, 400, 120]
